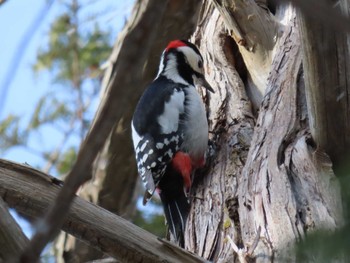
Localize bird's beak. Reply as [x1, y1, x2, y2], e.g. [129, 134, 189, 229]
[194, 75, 214, 93]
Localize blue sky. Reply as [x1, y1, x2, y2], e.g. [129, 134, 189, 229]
[0, 0, 133, 167]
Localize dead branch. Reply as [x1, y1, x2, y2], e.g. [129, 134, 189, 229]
[0, 159, 208, 263]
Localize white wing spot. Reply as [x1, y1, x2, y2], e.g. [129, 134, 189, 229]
[140, 140, 148, 152]
[142, 154, 148, 163]
[140, 167, 146, 175]
[148, 149, 154, 155]
[165, 149, 173, 157]
[164, 138, 170, 145]
[151, 162, 157, 168]
[171, 135, 179, 143]
[156, 142, 164, 149]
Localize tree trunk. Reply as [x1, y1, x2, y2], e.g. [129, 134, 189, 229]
[184, 1, 345, 262]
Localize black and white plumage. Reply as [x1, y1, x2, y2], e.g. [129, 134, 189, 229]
[131, 40, 213, 246]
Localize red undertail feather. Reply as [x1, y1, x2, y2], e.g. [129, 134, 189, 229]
[171, 152, 192, 189]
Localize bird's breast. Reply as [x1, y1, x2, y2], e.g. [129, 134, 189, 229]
[181, 87, 208, 165]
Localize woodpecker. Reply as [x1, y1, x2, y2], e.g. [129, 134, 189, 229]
[131, 40, 213, 247]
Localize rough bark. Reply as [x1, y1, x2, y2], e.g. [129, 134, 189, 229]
[0, 197, 29, 262]
[237, 12, 343, 262]
[0, 159, 207, 263]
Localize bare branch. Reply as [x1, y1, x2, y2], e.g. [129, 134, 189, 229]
[0, 197, 29, 262]
[0, 159, 208, 263]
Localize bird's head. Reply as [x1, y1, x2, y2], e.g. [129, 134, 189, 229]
[157, 40, 214, 92]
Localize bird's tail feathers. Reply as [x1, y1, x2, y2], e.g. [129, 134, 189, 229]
[160, 190, 190, 247]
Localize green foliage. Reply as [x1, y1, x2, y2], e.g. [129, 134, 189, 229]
[32, 13, 111, 85]
[28, 95, 70, 130]
[0, 115, 27, 150]
[56, 146, 77, 174]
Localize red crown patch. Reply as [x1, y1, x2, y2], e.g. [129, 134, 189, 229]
[165, 40, 187, 52]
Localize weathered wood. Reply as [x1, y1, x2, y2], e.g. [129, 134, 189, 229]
[0, 159, 208, 263]
[0, 197, 29, 262]
[237, 9, 343, 262]
[184, 3, 255, 262]
[298, 0, 350, 170]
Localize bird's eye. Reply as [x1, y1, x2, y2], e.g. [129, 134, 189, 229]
[198, 60, 203, 69]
